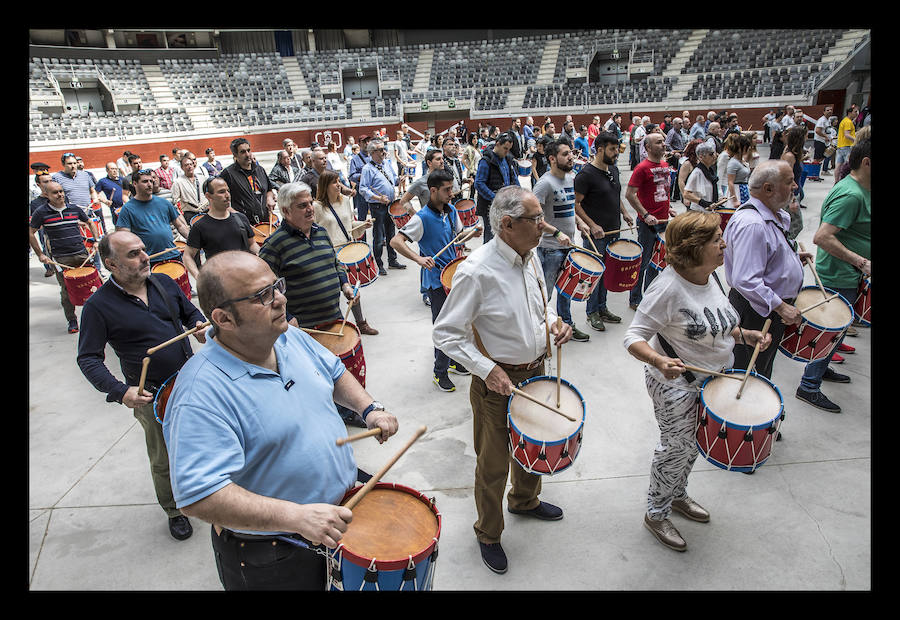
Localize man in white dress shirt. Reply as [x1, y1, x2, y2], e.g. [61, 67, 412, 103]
[432, 185, 572, 575]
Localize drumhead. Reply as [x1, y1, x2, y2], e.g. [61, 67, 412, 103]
[569, 249, 604, 274]
[151, 261, 186, 278]
[796, 287, 853, 328]
[509, 377, 584, 442]
[454, 199, 475, 210]
[340, 486, 440, 562]
[701, 373, 782, 427]
[337, 242, 371, 263]
[63, 266, 98, 278]
[308, 321, 359, 354]
[440, 257, 465, 289]
[388, 200, 405, 217]
[608, 239, 642, 259]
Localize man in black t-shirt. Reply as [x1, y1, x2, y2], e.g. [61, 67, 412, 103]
[218, 138, 276, 225]
[183, 177, 259, 280]
[574, 131, 636, 332]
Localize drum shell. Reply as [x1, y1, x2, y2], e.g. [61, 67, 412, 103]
[778, 287, 853, 362]
[388, 200, 412, 229]
[696, 370, 784, 472]
[310, 320, 366, 387]
[715, 207, 736, 233]
[650, 232, 666, 271]
[440, 256, 466, 295]
[602, 239, 642, 292]
[454, 199, 478, 227]
[329, 483, 441, 591]
[151, 260, 192, 299]
[554, 250, 605, 301]
[63, 266, 103, 306]
[507, 376, 586, 476]
[854, 278, 870, 326]
[153, 372, 178, 424]
[337, 242, 379, 288]
[253, 223, 278, 246]
[517, 160, 532, 177]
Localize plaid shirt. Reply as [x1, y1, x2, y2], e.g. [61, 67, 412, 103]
[155, 166, 175, 190]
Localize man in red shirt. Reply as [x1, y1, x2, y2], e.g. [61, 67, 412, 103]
[624, 132, 678, 309]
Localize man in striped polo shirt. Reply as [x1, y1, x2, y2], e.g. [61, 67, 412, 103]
[258, 182, 367, 428]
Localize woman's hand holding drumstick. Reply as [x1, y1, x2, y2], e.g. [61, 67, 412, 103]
[736, 318, 771, 399]
[343, 425, 427, 511]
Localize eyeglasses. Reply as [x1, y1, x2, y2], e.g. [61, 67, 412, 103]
[216, 277, 286, 309]
[514, 213, 544, 224]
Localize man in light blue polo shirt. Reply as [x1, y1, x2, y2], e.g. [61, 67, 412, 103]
[115, 169, 190, 265]
[163, 250, 399, 590]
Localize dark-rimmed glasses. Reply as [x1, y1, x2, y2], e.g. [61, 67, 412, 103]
[215, 277, 286, 309]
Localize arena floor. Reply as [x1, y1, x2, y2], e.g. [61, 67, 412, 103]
[28, 147, 871, 591]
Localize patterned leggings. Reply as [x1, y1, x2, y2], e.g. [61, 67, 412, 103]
[644, 367, 700, 521]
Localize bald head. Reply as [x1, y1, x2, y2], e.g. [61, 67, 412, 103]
[197, 251, 268, 319]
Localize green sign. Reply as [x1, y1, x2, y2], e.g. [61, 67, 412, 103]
[448, 99, 456, 108]
[421, 100, 429, 111]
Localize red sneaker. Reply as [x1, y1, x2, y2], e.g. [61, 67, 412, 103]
[837, 343, 855, 353]
[831, 352, 844, 364]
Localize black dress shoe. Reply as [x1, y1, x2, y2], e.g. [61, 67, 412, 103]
[507, 501, 563, 521]
[796, 388, 841, 413]
[388, 261, 407, 269]
[168, 515, 193, 540]
[479, 542, 508, 574]
[822, 367, 851, 383]
[378, 266, 388, 276]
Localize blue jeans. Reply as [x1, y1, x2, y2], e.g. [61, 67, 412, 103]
[368, 203, 397, 267]
[630, 219, 667, 306]
[798, 286, 856, 393]
[536, 246, 573, 325]
[583, 234, 619, 316]
[427, 286, 453, 376]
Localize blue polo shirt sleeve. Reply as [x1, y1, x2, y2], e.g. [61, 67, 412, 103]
[358, 166, 379, 203]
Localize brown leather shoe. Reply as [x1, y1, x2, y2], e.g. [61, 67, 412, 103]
[644, 514, 687, 551]
[671, 497, 710, 523]
[358, 320, 379, 335]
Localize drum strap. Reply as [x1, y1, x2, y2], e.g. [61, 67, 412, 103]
[147, 274, 192, 360]
[326, 204, 352, 242]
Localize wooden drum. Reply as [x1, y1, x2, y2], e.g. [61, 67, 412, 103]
[151, 260, 192, 299]
[440, 256, 466, 295]
[63, 266, 103, 306]
[309, 320, 366, 387]
[778, 287, 853, 362]
[602, 239, 642, 292]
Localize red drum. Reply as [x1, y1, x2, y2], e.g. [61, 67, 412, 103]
[507, 376, 586, 476]
[602, 239, 642, 292]
[715, 207, 736, 232]
[649, 230, 666, 271]
[253, 222, 278, 246]
[696, 370, 784, 473]
[440, 256, 466, 295]
[454, 199, 478, 227]
[389, 200, 412, 229]
[778, 286, 854, 362]
[151, 260, 192, 299]
[153, 372, 178, 424]
[63, 266, 103, 306]
[854, 277, 871, 326]
[309, 320, 366, 387]
[554, 249, 605, 301]
[337, 242, 379, 288]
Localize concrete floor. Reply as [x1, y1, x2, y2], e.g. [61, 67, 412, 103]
[28, 148, 871, 590]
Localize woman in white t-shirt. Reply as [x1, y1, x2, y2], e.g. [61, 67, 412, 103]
[623, 210, 771, 552]
[682, 142, 720, 211]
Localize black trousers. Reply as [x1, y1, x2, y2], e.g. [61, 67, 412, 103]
[211, 526, 327, 590]
[729, 289, 792, 380]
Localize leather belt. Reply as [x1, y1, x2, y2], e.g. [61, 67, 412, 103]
[214, 524, 317, 547]
[494, 355, 546, 372]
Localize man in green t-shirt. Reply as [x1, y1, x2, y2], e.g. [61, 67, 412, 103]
[795, 138, 870, 413]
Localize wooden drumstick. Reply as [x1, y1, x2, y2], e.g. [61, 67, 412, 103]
[556, 316, 562, 408]
[798, 243, 828, 298]
[338, 282, 360, 337]
[681, 365, 743, 381]
[137, 356, 151, 397]
[79, 248, 97, 269]
[300, 326, 342, 337]
[798, 293, 840, 315]
[344, 425, 427, 511]
[432, 227, 478, 260]
[147, 321, 211, 355]
[598, 225, 638, 237]
[736, 318, 771, 399]
[510, 387, 578, 422]
[147, 247, 178, 260]
[336, 428, 383, 446]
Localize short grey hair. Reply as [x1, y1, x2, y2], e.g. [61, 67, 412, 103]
[695, 142, 715, 158]
[748, 159, 789, 191]
[277, 182, 313, 210]
[366, 139, 385, 154]
[489, 186, 530, 233]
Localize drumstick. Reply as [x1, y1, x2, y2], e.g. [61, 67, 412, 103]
[709, 194, 733, 209]
[598, 225, 638, 237]
[344, 425, 428, 511]
[556, 316, 562, 408]
[147, 247, 178, 260]
[681, 365, 744, 381]
[510, 387, 578, 422]
[338, 282, 360, 337]
[146, 321, 211, 355]
[798, 293, 840, 315]
[432, 227, 479, 260]
[798, 243, 829, 298]
[137, 356, 151, 397]
[736, 318, 771, 399]
[300, 327, 342, 337]
[78, 248, 97, 269]
[335, 428, 382, 446]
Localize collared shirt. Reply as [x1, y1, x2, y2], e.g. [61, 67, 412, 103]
[433, 235, 558, 380]
[723, 196, 804, 317]
[258, 221, 348, 327]
[399, 202, 463, 290]
[52, 169, 94, 208]
[689, 122, 706, 140]
[115, 196, 182, 263]
[30, 202, 90, 257]
[359, 160, 398, 204]
[665, 127, 687, 153]
[155, 166, 175, 190]
[162, 327, 356, 528]
[95, 176, 124, 210]
[77, 273, 205, 404]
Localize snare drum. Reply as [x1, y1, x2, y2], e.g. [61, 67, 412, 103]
[152, 372, 178, 424]
[650, 230, 666, 271]
[337, 242, 379, 288]
[308, 320, 366, 387]
[696, 370, 784, 473]
[602, 239, 642, 292]
[63, 266, 103, 306]
[508, 376, 586, 476]
[151, 260, 192, 299]
[389, 200, 412, 229]
[715, 207, 736, 232]
[328, 483, 441, 591]
[779, 286, 853, 362]
[453, 199, 478, 227]
[439, 256, 466, 295]
[253, 222, 278, 246]
[554, 249, 605, 301]
[854, 277, 870, 326]
[517, 159, 532, 177]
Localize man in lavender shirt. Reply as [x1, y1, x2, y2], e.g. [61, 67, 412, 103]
[723, 160, 813, 380]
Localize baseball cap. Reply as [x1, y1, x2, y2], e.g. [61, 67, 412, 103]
[30, 162, 50, 170]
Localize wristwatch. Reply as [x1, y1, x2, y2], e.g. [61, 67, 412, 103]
[361, 401, 385, 421]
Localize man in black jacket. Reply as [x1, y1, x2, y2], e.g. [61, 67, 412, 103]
[219, 138, 276, 225]
[473, 134, 520, 243]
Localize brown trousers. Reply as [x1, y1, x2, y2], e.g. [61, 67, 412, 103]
[470, 364, 544, 544]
